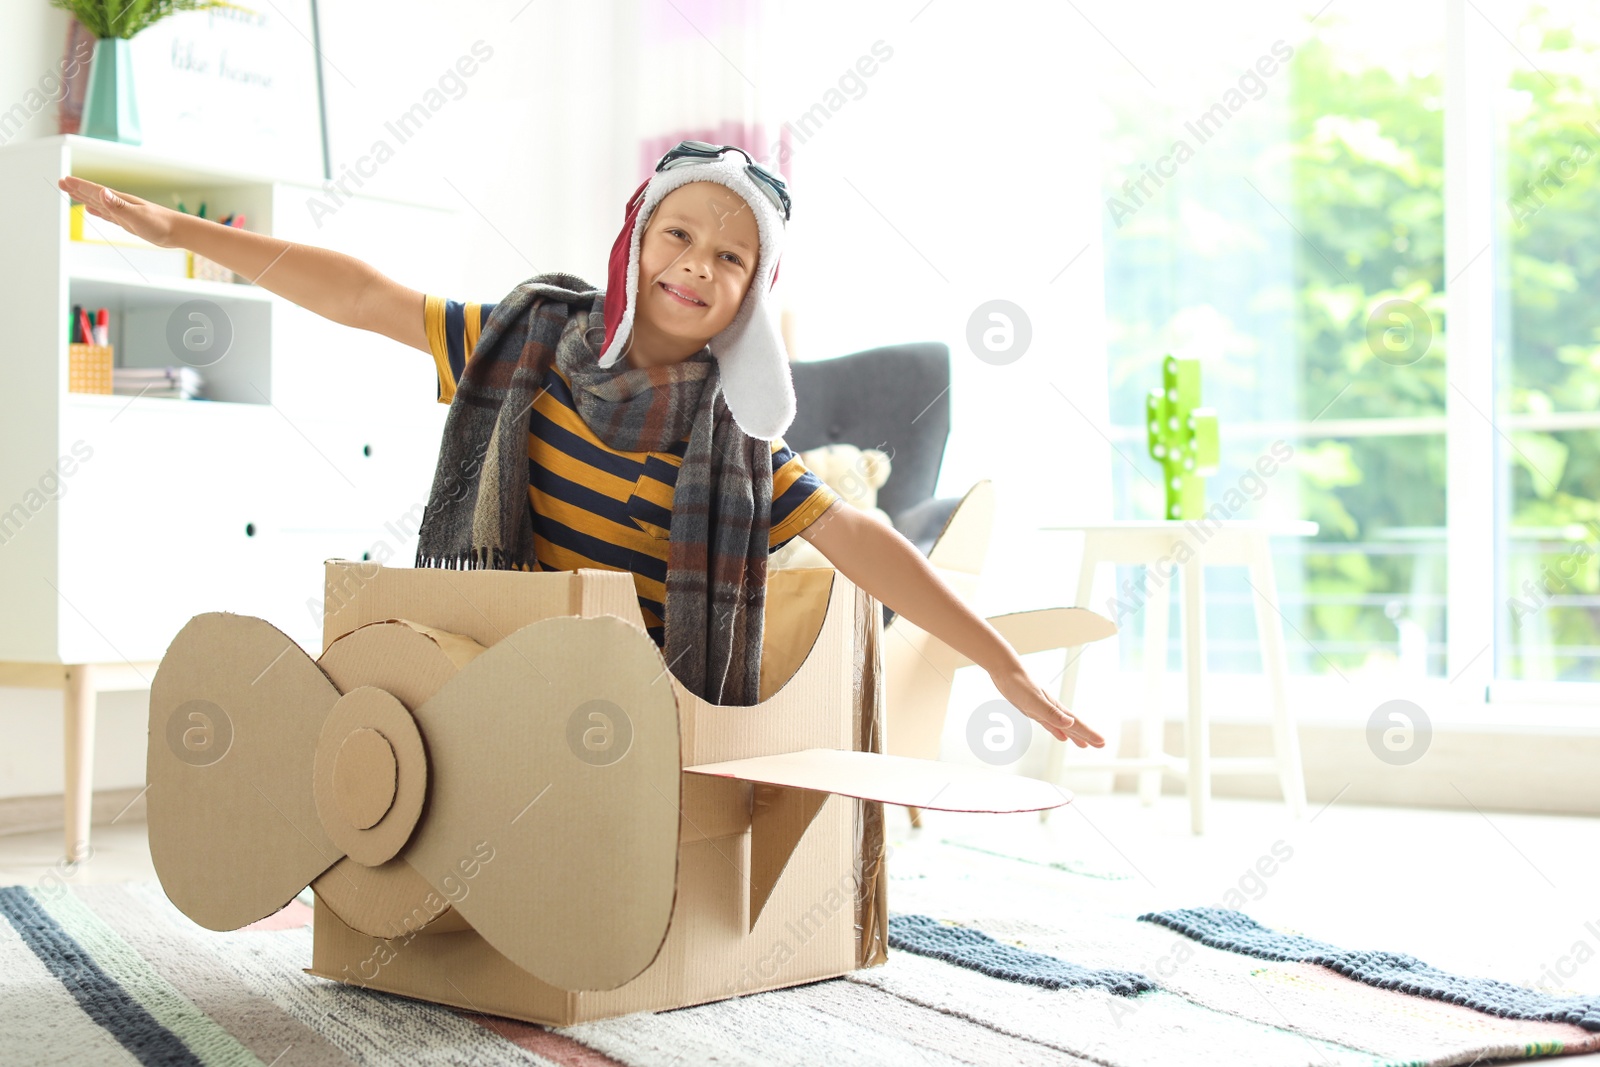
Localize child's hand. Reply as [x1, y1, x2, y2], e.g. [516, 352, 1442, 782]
[57, 176, 179, 248]
[992, 666, 1105, 749]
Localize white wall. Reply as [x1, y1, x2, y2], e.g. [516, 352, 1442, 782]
[309, 0, 640, 298]
[0, 3, 77, 147]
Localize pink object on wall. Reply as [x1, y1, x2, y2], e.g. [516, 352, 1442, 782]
[641, 0, 754, 42]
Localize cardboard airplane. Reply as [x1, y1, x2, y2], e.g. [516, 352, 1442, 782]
[145, 559, 1112, 1024]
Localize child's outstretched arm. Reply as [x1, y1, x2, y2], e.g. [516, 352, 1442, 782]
[799, 499, 1106, 750]
[54, 176, 429, 353]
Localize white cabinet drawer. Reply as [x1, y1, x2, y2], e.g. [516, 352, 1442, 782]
[57, 399, 275, 662]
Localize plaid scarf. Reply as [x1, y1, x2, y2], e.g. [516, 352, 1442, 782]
[413, 272, 773, 707]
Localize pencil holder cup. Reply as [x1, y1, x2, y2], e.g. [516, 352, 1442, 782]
[69, 343, 114, 395]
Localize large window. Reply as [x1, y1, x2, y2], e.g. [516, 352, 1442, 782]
[1499, 3, 1600, 683]
[1091, 0, 1599, 702]
[1095, 1, 1447, 680]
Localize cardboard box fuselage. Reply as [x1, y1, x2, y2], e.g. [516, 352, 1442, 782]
[307, 558, 888, 1025]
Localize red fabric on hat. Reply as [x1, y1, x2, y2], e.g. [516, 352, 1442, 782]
[603, 176, 652, 357]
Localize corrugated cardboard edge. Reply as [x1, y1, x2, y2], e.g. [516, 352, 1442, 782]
[385, 619, 488, 671]
[852, 582, 889, 969]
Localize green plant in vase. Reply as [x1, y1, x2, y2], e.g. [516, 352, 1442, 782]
[1146, 354, 1220, 520]
[51, 0, 225, 144]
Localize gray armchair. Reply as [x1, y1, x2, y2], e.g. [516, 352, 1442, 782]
[785, 342, 962, 623]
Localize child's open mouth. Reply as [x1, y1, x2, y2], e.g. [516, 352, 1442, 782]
[658, 282, 706, 307]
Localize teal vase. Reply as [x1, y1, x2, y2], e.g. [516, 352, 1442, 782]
[79, 37, 142, 145]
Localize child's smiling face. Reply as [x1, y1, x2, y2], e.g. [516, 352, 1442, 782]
[627, 181, 761, 368]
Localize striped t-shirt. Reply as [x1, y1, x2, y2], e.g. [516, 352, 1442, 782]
[424, 294, 840, 647]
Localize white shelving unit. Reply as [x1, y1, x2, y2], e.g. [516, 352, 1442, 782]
[0, 133, 461, 858]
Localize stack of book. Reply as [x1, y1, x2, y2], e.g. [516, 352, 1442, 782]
[112, 366, 205, 399]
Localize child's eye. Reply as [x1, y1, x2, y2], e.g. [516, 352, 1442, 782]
[667, 228, 742, 266]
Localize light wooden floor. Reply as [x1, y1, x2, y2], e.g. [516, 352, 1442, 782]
[2, 792, 1597, 1061]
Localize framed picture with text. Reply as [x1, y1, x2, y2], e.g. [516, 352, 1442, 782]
[106, 0, 330, 182]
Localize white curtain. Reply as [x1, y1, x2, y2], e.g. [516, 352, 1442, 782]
[765, 0, 1115, 615]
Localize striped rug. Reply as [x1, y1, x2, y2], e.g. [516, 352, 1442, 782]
[4, 877, 1597, 1066]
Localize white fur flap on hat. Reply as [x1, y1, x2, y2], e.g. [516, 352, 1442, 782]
[598, 154, 795, 441]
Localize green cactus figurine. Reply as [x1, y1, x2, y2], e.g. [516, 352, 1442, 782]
[1146, 355, 1220, 520]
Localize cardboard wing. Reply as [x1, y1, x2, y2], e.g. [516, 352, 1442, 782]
[685, 749, 1070, 927]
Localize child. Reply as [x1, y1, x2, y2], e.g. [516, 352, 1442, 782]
[56, 144, 1103, 747]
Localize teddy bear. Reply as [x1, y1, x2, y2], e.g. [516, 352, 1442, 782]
[772, 443, 894, 570]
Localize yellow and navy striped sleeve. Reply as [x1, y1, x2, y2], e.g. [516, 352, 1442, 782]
[769, 437, 840, 552]
[424, 294, 497, 405]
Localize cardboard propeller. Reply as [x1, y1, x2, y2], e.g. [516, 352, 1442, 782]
[147, 610, 682, 993]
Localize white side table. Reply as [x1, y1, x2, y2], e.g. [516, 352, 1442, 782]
[1039, 520, 1316, 833]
